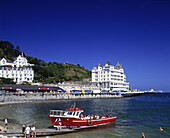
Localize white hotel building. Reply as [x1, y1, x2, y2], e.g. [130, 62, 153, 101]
[0, 54, 34, 84]
[92, 61, 129, 92]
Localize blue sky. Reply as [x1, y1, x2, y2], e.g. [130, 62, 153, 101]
[0, 0, 170, 91]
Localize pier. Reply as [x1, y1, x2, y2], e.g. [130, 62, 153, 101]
[1, 128, 79, 137]
[1, 126, 101, 137]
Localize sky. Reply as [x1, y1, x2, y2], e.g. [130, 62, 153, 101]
[0, 0, 170, 91]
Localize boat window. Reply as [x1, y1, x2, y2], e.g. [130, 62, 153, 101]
[62, 111, 66, 116]
[50, 111, 54, 115]
[57, 111, 62, 116]
[67, 112, 73, 115]
[54, 111, 57, 115]
[76, 112, 79, 116]
[73, 112, 76, 116]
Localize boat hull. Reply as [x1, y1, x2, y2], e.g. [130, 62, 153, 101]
[49, 115, 116, 128]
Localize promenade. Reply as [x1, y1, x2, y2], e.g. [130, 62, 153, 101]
[0, 93, 122, 105]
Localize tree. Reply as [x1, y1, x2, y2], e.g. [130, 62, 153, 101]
[30, 57, 39, 65]
[16, 45, 20, 52]
[0, 78, 16, 85]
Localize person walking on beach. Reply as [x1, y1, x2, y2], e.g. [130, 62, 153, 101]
[142, 132, 145, 138]
[31, 125, 36, 137]
[22, 125, 26, 137]
[25, 125, 30, 138]
[4, 118, 8, 129]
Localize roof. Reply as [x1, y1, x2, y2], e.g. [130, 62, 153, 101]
[6, 59, 13, 63]
[116, 62, 122, 69]
[106, 60, 112, 65]
[66, 108, 83, 112]
[0, 85, 63, 91]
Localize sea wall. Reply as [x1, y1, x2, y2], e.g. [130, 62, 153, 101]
[0, 93, 121, 104]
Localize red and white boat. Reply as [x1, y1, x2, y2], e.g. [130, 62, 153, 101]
[48, 106, 116, 129]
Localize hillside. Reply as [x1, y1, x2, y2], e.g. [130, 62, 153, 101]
[0, 40, 91, 84]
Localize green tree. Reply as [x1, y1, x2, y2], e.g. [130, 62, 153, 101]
[0, 78, 16, 85]
[30, 57, 39, 65]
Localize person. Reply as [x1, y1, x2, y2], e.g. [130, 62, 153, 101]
[160, 127, 166, 132]
[160, 127, 163, 132]
[22, 125, 26, 137]
[55, 118, 62, 131]
[80, 114, 83, 119]
[31, 125, 36, 137]
[110, 111, 112, 117]
[0, 129, 4, 133]
[4, 118, 8, 129]
[142, 132, 145, 138]
[25, 125, 30, 138]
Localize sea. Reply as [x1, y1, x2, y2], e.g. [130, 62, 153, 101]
[0, 93, 170, 138]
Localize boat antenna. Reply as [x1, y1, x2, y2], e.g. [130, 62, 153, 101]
[72, 103, 76, 109]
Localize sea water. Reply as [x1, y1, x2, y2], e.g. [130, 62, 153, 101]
[0, 93, 170, 138]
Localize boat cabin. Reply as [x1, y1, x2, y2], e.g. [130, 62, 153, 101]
[50, 108, 84, 119]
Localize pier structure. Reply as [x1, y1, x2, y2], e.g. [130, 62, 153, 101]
[0, 128, 79, 137]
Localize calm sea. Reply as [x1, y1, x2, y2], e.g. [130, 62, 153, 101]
[0, 93, 170, 138]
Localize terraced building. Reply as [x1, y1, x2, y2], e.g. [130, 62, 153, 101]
[91, 61, 129, 92]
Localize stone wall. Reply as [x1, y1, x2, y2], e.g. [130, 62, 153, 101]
[0, 93, 121, 103]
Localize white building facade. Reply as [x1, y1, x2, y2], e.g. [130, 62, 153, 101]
[92, 61, 129, 92]
[0, 54, 34, 84]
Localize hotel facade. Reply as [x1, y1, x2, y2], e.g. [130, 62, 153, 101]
[91, 61, 129, 92]
[0, 53, 34, 84]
